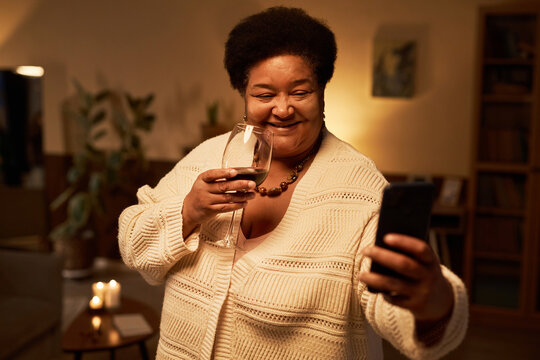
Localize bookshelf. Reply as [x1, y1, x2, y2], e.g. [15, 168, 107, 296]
[466, 3, 540, 328]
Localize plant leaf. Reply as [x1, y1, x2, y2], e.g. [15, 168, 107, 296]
[130, 136, 141, 149]
[74, 111, 90, 130]
[50, 186, 77, 210]
[95, 90, 110, 102]
[108, 151, 123, 169]
[67, 192, 91, 228]
[91, 110, 106, 125]
[144, 94, 155, 107]
[49, 221, 71, 241]
[112, 111, 128, 136]
[67, 166, 82, 184]
[88, 172, 104, 194]
[92, 129, 107, 141]
[73, 79, 86, 100]
[136, 114, 155, 131]
[126, 93, 137, 110]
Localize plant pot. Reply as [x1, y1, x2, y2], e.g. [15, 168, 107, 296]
[54, 230, 96, 279]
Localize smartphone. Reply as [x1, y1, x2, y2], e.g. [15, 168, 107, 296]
[368, 182, 435, 293]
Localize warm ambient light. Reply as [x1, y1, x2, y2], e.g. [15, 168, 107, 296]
[104, 279, 121, 309]
[91, 316, 102, 332]
[15, 66, 44, 77]
[324, 88, 368, 148]
[92, 281, 106, 300]
[89, 295, 103, 310]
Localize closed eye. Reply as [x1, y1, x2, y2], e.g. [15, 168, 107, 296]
[255, 93, 274, 99]
[291, 90, 313, 98]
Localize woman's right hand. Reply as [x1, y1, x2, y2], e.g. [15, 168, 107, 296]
[181, 168, 256, 238]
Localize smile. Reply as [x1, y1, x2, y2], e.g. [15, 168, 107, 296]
[268, 121, 301, 129]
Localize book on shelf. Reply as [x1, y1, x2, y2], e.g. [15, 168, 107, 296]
[477, 175, 495, 207]
[484, 66, 532, 95]
[502, 177, 524, 209]
[474, 216, 522, 254]
[479, 128, 528, 163]
[497, 129, 522, 162]
[477, 175, 524, 209]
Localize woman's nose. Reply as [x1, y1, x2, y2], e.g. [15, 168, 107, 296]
[272, 94, 294, 119]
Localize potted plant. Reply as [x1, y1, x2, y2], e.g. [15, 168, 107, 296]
[201, 100, 228, 140]
[50, 80, 155, 278]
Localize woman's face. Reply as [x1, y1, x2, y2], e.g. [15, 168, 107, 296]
[244, 55, 324, 160]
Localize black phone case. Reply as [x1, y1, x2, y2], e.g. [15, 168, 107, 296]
[368, 182, 435, 293]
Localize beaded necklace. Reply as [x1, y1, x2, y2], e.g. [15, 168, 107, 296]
[256, 131, 322, 197]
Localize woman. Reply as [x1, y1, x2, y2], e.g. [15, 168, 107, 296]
[119, 7, 468, 359]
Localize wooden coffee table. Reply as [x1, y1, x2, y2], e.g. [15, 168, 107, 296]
[62, 297, 160, 360]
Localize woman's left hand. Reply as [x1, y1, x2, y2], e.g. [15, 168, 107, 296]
[358, 233, 454, 322]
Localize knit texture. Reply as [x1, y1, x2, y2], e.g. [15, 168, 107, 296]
[118, 129, 468, 359]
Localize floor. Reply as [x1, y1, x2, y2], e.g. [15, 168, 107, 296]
[383, 325, 540, 360]
[61, 258, 540, 360]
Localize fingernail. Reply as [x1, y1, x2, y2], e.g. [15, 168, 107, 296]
[362, 248, 372, 256]
[385, 234, 398, 244]
[248, 181, 256, 189]
[229, 169, 237, 176]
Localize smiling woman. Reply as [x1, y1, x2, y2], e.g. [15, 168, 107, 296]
[245, 55, 324, 161]
[118, 6, 468, 360]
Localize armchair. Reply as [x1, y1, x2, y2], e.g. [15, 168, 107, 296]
[0, 249, 63, 359]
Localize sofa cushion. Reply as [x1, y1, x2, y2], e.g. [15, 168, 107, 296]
[0, 296, 59, 359]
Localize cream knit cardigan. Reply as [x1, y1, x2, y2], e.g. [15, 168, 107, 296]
[118, 129, 468, 360]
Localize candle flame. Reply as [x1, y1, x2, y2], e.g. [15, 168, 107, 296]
[91, 296, 101, 305]
[91, 316, 102, 331]
[89, 295, 103, 309]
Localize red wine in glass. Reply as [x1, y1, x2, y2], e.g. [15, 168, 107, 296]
[229, 167, 268, 186]
[220, 123, 273, 247]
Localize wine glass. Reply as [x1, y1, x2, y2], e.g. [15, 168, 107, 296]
[219, 123, 273, 248]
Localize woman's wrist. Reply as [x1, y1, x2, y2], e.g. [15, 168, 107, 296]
[415, 304, 453, 347]
[181, 206, 198, 239]
[414, 277, 454, 346]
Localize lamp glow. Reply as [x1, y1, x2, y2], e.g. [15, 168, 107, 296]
[15, 66, 44, 77]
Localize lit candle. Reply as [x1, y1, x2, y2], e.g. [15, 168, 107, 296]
[91, 316, 102, 332]
[104, 280, 121, 309]
[89, 295, 103, 310]
[92, 282, 106, 300]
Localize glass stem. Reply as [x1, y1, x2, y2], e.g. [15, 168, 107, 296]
[224, 210, 237, 248]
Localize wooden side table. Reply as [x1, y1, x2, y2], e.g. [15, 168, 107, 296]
[62, 297, 160, 360]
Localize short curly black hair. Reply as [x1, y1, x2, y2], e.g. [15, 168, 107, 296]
[224, 7, 337, 93]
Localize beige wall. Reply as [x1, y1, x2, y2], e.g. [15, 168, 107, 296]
[0, 0, 516, 176]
